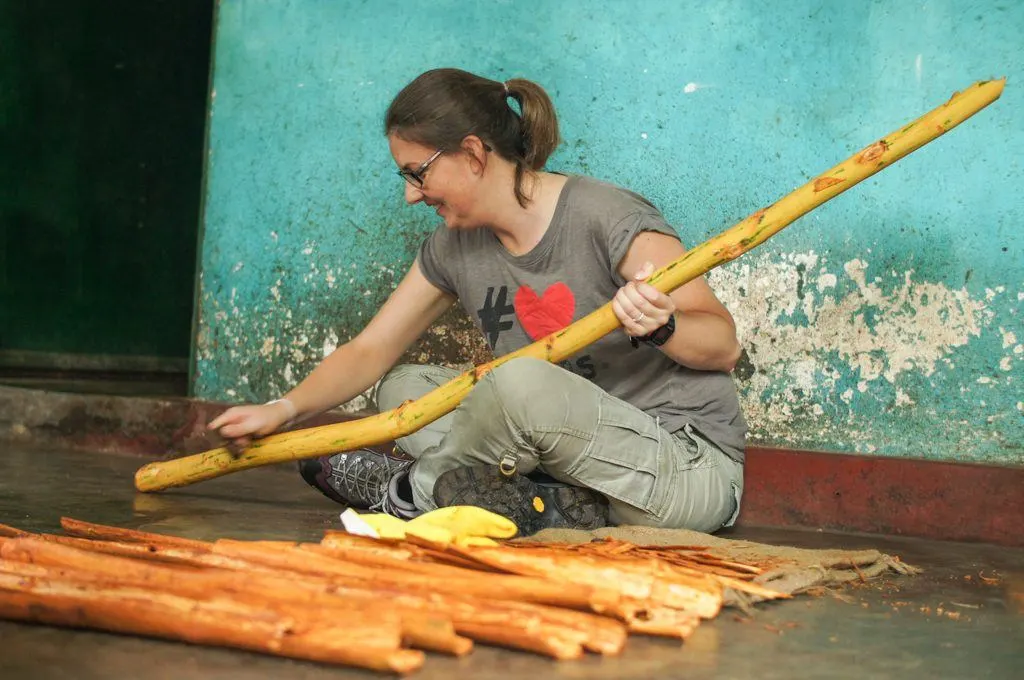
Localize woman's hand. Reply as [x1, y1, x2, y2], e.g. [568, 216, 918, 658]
[208, 400, 296, 452]
[612, 261, 677, 338]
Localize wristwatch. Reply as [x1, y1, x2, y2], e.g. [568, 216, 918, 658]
[630, 313, 676, 348]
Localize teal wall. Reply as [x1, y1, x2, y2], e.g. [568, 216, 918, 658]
[195, 0, 1022, 464]
[0, 0, 211, 360]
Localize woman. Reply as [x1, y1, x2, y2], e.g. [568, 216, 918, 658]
[210, 68, 746, 535]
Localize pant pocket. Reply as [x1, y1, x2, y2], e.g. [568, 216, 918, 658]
[675, 423, 719, 471]
[564, 404, 670, 518]
[723, 480, 742, 528]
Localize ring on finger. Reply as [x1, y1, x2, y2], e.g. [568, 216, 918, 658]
[632, 312, 645, 323]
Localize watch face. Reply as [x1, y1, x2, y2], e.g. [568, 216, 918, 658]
[649, 314, 676, 346]
[650, 326, 672, 345]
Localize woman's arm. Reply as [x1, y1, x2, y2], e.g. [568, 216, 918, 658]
[613, 231, 741, 372]
[210, 261, 454, 443]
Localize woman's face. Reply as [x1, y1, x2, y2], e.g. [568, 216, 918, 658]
[388, 134, 480, 230]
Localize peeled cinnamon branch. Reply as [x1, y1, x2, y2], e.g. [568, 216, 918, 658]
[0, 571, 423, 673]
[134, 78, 1006, 493]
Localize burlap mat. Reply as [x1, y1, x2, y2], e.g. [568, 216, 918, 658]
[522, 526, 920, 608]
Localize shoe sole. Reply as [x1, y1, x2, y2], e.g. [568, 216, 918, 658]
[432, 464, 609, 536]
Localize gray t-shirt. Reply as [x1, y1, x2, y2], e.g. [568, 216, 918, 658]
[417, 175, 746, 462]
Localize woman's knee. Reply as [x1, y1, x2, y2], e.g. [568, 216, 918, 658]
[376, 363, 458, 410]
[483, 357, 567, 407]
[473, 357, 599, 441]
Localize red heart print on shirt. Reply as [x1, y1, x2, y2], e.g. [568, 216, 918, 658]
[513, 283, 576, 340]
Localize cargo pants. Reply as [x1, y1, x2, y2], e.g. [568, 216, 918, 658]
[376, 357, 744, 532]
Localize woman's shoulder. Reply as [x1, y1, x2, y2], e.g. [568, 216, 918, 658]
[564, 174, 663, 219]
[560, 175, 669, 239]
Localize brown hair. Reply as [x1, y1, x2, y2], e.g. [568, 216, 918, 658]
[384, 68, 561, 207]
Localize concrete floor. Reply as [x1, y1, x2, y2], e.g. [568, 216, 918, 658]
[1, 444, 1021, 679]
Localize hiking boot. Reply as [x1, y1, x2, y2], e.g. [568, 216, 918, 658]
[379, 468, 421, 520]
[432, 464, 609, 536]
[298, 448, 413, 511]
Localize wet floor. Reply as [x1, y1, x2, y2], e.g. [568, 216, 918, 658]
[1, 444, 1021, 679]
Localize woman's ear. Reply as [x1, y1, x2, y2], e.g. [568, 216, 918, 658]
[460, 135, 489, 175]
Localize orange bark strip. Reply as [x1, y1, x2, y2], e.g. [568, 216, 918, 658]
[0, 523, 30, 538]
[7, 534, 615, 657]
[856, 139, 889, 163]
[452, 622, 583, 660]
[449, 544, 723, 619]
[627, 608, 702, 639]
[400, 617, 474, 657]
[813, 176, 845, 192]
[42, 534, 257, 571]
[0, 518, 827, 664]
[60, 517, 213, 551]
[0, 572, 422, 674]
[0, 539, 470, 657]
[217, 539, 620, 614]
[212, 540, 626, 655]
[308, 539, 619, 610]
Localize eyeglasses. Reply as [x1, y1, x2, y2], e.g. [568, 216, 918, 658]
[397, 149, 443, 189]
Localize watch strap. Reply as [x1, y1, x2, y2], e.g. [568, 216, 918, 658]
[630, 313, 676, 348]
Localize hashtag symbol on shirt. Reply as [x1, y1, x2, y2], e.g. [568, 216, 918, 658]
[477, 286, 514, 348]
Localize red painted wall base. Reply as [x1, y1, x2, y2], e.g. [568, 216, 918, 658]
[739, 446, 1024, 547]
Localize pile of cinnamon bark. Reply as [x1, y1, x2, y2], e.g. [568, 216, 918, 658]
[0, 518, 786, 674]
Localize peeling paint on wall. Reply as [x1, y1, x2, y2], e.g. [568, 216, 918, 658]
[193, 248, 491, 416]
[710, 249, 1021, 462]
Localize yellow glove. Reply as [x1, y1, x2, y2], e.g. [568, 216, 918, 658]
[408, 506, 518, 540]
[356, 506, 517, 547]
[357, 513, 413, 540]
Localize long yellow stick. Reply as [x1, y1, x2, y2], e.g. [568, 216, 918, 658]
[137, 79, 1005, 492]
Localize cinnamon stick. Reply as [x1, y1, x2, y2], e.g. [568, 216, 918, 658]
[43, 534, 260, 571]
[0, 570, 423, 673]
[451, 622, 583, 660]
[4, 537, 598, 658]
[307, 539, 620, 610]
[209, 541, 625, 656]
[1, 539, 471, 657]
[627, 608, 702, 639]
[216, 539, 620, 614]
[60, 517, 212, 551]
[449, 544, 723, 619]
[0, 523, 30, 538]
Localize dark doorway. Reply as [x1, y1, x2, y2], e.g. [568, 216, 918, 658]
[0, 0, 214, 395]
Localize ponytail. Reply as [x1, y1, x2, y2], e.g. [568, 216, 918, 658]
[504, 78, 560, 172]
